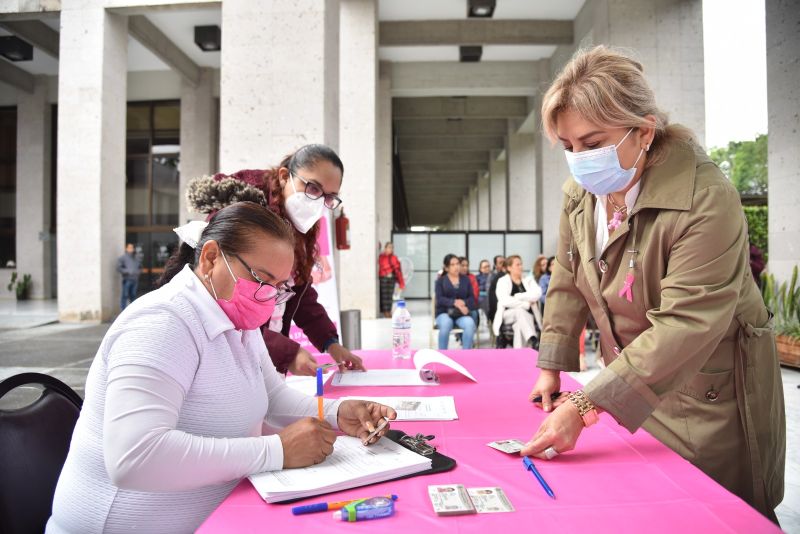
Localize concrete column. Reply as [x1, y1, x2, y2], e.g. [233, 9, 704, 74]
[489, 154, 506, 230]
[16, 76, 52, 299]
[376, 62, 392, 246]
[540, 139, 569, 255]
[179, 67, 216, 224]
[506, 119, 537, 230]
[766, 0, 800, 282]
[219, 0, 339, 169]
[468, 186, 478, 230]
[461, 199, 469, 230]
[478, 173, 490, 230]
[57, 7, 127, 322]
[338, 0, 378, 318]
[591, 0, 705, 143]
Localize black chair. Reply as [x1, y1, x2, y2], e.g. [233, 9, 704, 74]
[0, 373, 83, 534]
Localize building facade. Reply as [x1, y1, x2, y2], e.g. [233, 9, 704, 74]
[0, 0, 797, 322]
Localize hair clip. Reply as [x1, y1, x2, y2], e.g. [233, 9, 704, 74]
[400, 433, 437, 456]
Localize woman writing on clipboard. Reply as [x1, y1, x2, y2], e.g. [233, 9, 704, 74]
[522, 46, 785, 523]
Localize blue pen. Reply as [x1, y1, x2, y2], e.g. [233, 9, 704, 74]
[522, 456, 556, 499]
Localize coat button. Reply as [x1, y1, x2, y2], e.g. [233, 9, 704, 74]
[598, 259, 608, 273]
[705, 389, 719, 402]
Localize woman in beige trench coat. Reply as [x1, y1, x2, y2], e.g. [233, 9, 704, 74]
[521, 46, 785, 523]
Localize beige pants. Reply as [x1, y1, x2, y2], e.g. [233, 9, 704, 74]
[502, 308, 537, 348]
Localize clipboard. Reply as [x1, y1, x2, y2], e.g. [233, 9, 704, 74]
[274, 429, 456, 505]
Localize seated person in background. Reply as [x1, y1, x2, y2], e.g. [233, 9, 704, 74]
[476, 259, 492, 314]
[47, 202, 395, 534]
[493, 255, 542, 349]
[538, 256, 555, 315]
[487, 255, 506, 324]
[458, 256, 480, 326]
[434, 254, 477, 349]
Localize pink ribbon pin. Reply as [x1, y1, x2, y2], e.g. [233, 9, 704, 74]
[618, 272, 635, 302]
[608, 211, 624, 231]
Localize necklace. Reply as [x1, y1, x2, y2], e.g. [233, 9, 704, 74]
[607, 195, 627, 231]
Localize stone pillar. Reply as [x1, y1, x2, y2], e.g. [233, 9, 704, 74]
[506, 119, 537, 230]
[766, 0, 800, 281]
[57, 7, 127, 322]
[376, 62, 393, 246]
[592, 0, 705, 143]
[179, 68, 216, 224]
[338, 0, 378, 318]
[478, 173, 490, 230]
[16, 76, 52, 299]
[468, 186, 478, 230]
[540, 139, 569, 255]
[489, 154, 506, 230]
[219, 0, 339, 169]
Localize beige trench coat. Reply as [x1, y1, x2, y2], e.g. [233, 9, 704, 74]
[538, 138, 785, 519]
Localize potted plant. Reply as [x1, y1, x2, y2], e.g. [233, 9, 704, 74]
[761, 265, 800, 368]
[6, 272, 32, 301]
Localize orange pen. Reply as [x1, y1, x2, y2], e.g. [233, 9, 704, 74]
[316, 367, 324, 420]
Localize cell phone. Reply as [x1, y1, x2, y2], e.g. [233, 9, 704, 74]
[531, 392, 563, 403]
[362, 416, 390, 445]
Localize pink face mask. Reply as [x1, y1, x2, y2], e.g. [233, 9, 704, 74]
[207, 251, 276, 331]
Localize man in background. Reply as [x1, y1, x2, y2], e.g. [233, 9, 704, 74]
[117, 243, 141, 311]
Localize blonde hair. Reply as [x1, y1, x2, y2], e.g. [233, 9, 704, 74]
[541, 45, 696, 169]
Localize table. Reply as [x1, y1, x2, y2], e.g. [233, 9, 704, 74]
[198, 349, 779, 533]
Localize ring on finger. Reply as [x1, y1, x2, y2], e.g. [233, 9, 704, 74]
[544, 446, 559, 460]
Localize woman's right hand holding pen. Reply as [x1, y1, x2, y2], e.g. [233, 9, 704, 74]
[528, 369, 568, 412]
[279, 418, 336, 468]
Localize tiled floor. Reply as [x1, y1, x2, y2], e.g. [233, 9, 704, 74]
[0, 298, 797, 530]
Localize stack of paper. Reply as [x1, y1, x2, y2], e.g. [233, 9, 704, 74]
[331, 349, 477, 387]
[340, 396, 458, 421]
[249, 436, 431, 503]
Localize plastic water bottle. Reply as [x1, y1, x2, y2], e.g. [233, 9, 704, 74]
[391, 300, 412, 359]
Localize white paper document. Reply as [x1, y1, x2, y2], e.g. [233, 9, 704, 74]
[340, 396, 458, 421]
[331, 349, 477, 387]
[248, 436, 431, 503]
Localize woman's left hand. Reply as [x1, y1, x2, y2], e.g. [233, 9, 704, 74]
[519, 400, 585, 459]
[328, 343, 367, 371]
[337, 400, 397, 445]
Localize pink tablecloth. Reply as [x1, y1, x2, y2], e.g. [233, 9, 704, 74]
[198, 349, 778, 533]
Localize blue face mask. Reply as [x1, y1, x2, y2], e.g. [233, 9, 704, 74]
[564, 128, 644, 195]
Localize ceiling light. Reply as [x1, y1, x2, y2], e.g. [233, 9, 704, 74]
[468, 0, 496, 18]
[0, 36, 33, 62]
[459, 45, 482, 63]
[194, 25, 221, 52]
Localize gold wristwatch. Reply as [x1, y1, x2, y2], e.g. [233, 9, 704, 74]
[568, 390, 599, 427]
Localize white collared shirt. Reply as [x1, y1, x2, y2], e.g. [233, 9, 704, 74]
[48, 265, 341, 534]
[594, 181, 642, 258]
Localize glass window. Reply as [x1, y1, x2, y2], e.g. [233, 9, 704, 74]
[0, 107, 16, 267]
[429, 233, 465, 272]
[152, 155, 179, 226]
[125, 101, 181, 294]
[126, 105, 150, 133]
[125, 158, 149, 227]
[505, 233, 542, 272]
[468, 233, 504, 274]
[392, 233, 428, 299]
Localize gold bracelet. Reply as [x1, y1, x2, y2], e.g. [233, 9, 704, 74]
[568, 390, 599, 427]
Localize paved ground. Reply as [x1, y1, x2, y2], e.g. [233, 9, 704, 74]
[0, 299, 797, 531]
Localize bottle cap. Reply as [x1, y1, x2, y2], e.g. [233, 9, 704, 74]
[397, 300, 406, 307]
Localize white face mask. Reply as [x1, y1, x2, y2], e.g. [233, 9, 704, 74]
[284, 176, 325, 234]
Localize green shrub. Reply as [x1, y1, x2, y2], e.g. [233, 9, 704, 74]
[743, 205, 768, 258]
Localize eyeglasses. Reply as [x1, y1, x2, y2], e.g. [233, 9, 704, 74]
[230, 252, 295, 304]
[292, 173, 342, 210]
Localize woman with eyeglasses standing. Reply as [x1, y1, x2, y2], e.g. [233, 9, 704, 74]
[47, 202, 396, 533]
[187, 144, 365, 376]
